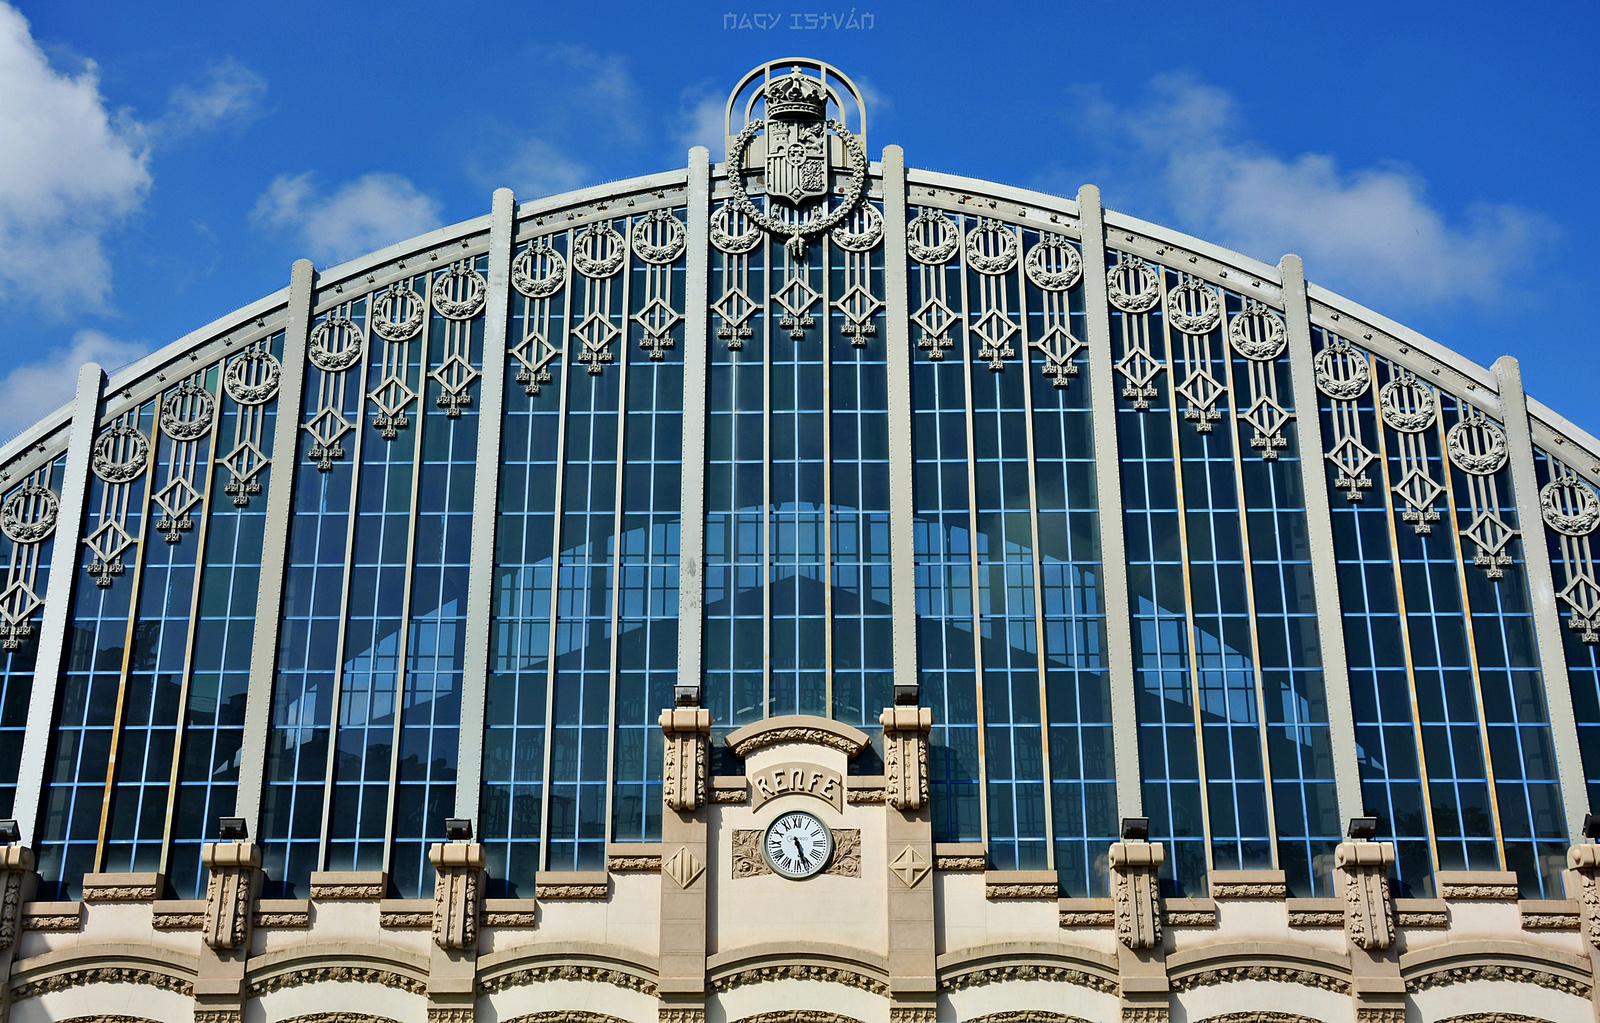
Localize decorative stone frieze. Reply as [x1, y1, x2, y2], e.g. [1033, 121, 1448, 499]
[658, 1011, 707, 1023]
[1354, 1011, 1406, 1023]
[1163, 898, 1218, 927]
[660, 706, 712, 811]
[426, 1009, 474, 1023]
[723, 716, 870, 759]
[731, 829, 860, 878]
[711, 964, 886, 995]
[939, 964, 1118, 994]
[247, 966, 426, 996]
[1058, 898, 1114, 928]
[1285, 898, 1343, 928]
[1335, 839, 1394, 951]
[12, 967, 194, 1001]
[534, 872, 609, 900]
[193, 1011, 244, 1023]
[1566, 842, 1600, 947]
[879, 705, 932, 810]
[428, 841, 484, 949]
[309, 871, 387, 899]
[151, 902, 206, 929]
[479, 965, 656, 995]
[1407, 964, 1590, 999]
[81, 872, 161, 902]
[1109, 838, 1163, 949]
[1437, 870, 1520, 900]
[201, 840, 260, 951]
[1171, 965, 1349, 994]
[1517, 899, 1579, 930]
[0, 844, 34, 950]
[21, 902, 81, 931]
[1120, 1010, 1169, 1023]
[1209, 870, 1287, 899]
[254, 899, 310, 928]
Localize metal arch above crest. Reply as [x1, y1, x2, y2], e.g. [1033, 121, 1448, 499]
[723, 58, 868, 158]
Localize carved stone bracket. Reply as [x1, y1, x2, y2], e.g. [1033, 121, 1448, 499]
[661, 706, 713, 812]
[1335, 840, 1395, 951]
[1568, 843, 1600, 948]
[879, 706, 932, 811]
[0, 844, 36, 951]
[200, 841, 260, 951]
[428, 842, 485, 950]
[1109, 839, 1164, 949]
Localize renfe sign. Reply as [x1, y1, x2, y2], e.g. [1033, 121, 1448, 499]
[748, 762, 845, 813]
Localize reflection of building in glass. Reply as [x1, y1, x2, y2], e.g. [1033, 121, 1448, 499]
[0, 59, 1596, 1023]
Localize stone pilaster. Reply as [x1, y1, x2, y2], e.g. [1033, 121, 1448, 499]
[1109, 839, 1163, 949]
[427, 842, 484, 1021]
[660, 706, 712, 812]
[0, 846, 37, 1023]
[880, 705, 932, 812]
[884, 707, 936, 1017]
[659, 706, 712, 1021]
[1336, 840, 1404, 1022]
[192, 841, 261, 1023]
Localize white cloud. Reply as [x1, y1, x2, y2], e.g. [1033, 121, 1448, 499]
[1074, 73, 1551, 309]
[498, 137, 590, 200]
[251, 172, 442, 264]
[0, 1, 150, 312]
[676, 88, 725, 161]
[0, 329, 148, 443]
[155, 57, 266, 140]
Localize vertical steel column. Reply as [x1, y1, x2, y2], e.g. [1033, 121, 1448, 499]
[235, 258, 315, 836]
[12, 362, 105, 847]
[1494, 355, 1593, 838]
[1077, 186, 1141, 819]
[456, 188, 516, 822]
[1280, 255, 1363, 828]
[677, 148, 712, 704]
[881, 146, 919, 701]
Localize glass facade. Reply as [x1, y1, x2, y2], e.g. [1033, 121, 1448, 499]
[5, 158, 1595, 908]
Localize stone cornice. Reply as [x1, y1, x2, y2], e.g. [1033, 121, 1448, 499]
[724, 715, 870, 758]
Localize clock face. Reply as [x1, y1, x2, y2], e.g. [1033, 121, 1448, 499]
[762, 810, 834, 879]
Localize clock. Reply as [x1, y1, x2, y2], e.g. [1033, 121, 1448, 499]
[761, 809, 834, 879]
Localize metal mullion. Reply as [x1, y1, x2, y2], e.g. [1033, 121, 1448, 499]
[821, 234, 834, 718]
[157, 368, 229, 877]
[379, 305, 431, 874]
[603, 234, 635, 847]
[93, 406, 163, 871]
[1155, 271, 1216, 875]
[539, 230, 577, 870]
[1368, 359, 1443, 877]
[955, 218, 990, 846]
[762, 237, 774, 716]
[315, 303, 374, 872]
[1014, 236, 1055, 870]
[1216, 316, 1280, 870]
[1431, 402, 1507, 869]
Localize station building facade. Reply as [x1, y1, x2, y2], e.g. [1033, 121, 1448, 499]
[0, 59, 1597, 1023]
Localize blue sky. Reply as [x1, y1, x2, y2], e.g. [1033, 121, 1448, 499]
[1, 0, 1595, 440]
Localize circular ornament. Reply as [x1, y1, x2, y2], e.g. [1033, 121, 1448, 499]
[1542, 475, 1600, 536]
[431, 262, 487, 319]
[573, 223, 627, 278]
[0, 483, 59, 544]
[631, 209, 687, 264]
[92, 424, 150, 484]
[726, 116, 868, 257]
[1024, 235, 1082, 291]
[512, 242, 568, 299]
[224, 347, 282, 405]
[1313, 338, 1371, 400]
[1107, 255, 1161, 313]
[907, 209, 960, 264]
[308, 317, 365, 373]
[1227, 299, 1287, 360]
[830, 202, 883, 252]
[1165, 277, 1222, 335]
[370, 283, 425, 341]
[965, 220, 1018, 275]
[710, 205, 763, 255]
[160, 381, 215, 442]
[761, 809, 835, 880]
[1445, 414, 1508, 475]
[1379, 373, 1437, 433]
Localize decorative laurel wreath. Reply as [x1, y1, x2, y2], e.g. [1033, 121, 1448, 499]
[726, 118, 868, 257]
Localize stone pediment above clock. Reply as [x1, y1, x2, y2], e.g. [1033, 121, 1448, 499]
[723, 714, 871, 760]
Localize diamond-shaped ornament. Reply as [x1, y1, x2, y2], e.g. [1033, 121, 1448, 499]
[662, 846, 705, 890]
[834, 284, 882, 345]
[1115, 349, 1162, 407]
[1242, 396, 1291, 459]
[220, 440, 267, 506]
[774, 277, 821, 340]
[0, 579, 39, 650]
[970, 309, 1018, 370]
[1462, 511, 1516, 579]
[889, 845, 931, 889]
[1561, 574, 1600, 622]
[154, 476, 202, 543]
[574, 314, 621, 374]
[431, 354, 480, 417]
[1392, 468, 1443, 534]
[1176, 370, 1225, 432]
[634, 297, 681, 360]
[1327, 437, 1376, 501]
[712, 287, 757, 347]
[304, 407, 353, 470]
[83, 519, 135, 587]
[912, 298, 956, 360]
[1031, 325, 1082, 387]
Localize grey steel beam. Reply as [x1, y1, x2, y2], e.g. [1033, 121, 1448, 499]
[455, 187, 516, 823]
[1494, 355, 1593, 838]
[676, 148, 711, 704]
[1281, 254, 1363, 830]
[882, 145, 919, 702]
[1078, 185, 1141, 819]
[12, 362, 105, 847]
[235, 258, 315, 837]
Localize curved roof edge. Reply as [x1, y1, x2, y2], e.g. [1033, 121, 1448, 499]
[7, 160, 1598, 488]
